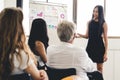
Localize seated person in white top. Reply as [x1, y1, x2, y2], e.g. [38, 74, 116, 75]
[0, 7, 48, 80]
[47, 20, 97, 80]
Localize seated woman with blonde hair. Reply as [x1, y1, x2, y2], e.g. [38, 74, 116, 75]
[0, 7, 48, 80]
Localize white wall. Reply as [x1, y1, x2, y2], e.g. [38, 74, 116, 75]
[106, 0, 120, 36]
[77, 0, 104, 34]
[102, 39, 120, 80]
[4, 0, 16, 8]
[0, 0, 16, 11]
[0, 0, 4, 11]
[23, 0, 29, 36]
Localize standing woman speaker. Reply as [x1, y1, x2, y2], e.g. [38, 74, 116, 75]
[76, 5, 108, 73]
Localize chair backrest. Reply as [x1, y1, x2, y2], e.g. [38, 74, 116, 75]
[8, 73, 32, 80]
[45, 65, 76, 80]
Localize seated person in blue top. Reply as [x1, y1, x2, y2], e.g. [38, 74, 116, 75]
[47, 20, 97, 80]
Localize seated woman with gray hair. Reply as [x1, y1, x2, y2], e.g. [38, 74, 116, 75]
[47, 20, 97, 80]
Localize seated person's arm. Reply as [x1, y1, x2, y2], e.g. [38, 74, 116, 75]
[19, 50, 48, 80]
[35, 41, 47, 63]
[25, 64, 48, 80]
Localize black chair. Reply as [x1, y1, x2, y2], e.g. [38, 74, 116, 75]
[9, 73, 32, 80]
[87, 71, 104, 80]
[39, 64, 76, 80]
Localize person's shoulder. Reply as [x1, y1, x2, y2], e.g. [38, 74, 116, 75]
[35, 41, 44, 46]
[12, 49, 29, 60]
[87, 20, 92, 26]
[72, 47, 88, 58]
[35, 40, 45, 49]
[20, 49, 28, 57]
[73, 46, 86, 53]
[88, 20, 92, 23]
[103, 21, 107, 25]
[103, 21, 107, 28]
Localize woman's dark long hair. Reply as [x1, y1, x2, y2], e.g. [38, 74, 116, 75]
[91, 5, 105, 34]
[28, 18, 49, 55]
